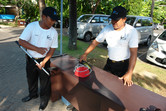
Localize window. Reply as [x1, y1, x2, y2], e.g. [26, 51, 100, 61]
[100, 16, 109, 23]
[91, 16, 100, 23]
[126, 17, 136, 26]
[142, 19, 152, 26]
[159, 31, 166, 41]
[77, 15, 93, 23]
[135, 19, 142, 27]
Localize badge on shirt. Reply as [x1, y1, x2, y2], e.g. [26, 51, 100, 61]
[47, 35, 52, 40]
[120, 36, 126, 40]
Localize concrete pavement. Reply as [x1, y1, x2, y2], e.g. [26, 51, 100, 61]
[0, 25, 68, 111]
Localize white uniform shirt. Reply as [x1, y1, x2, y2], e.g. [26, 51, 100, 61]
[19, 21, 58, 58]
[96, 23, 138, 61]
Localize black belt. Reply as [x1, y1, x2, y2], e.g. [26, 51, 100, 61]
[110, 59, 129, 63]
[34, 57, 44, 60]
[26, 55, 44, 60]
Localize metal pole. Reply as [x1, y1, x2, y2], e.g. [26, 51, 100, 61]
[15, 41, 50, 76]
[60, 0, 63, 55]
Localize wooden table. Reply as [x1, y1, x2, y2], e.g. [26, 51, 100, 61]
[50, 55, 166, 111]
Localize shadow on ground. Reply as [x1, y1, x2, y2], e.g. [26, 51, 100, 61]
[133, 72, 166, 97]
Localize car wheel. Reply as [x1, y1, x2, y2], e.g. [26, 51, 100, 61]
[84, 33, 92, 42]
[145, 37, 151, 46]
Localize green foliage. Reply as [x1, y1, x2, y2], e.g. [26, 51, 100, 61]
[153, 1, 166, 24]
[123, 0, 143, 15]
[1, 0, 166, 25]
[21, 0, 39, 21]
[164, 24, 166, 29]
[0, 7, 5, 14]
[0, 0, 8, 5]
[8, 0, 39, 21]
[139, 0, 151, 16]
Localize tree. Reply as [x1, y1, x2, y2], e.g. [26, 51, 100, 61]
[124, 0, 144, 16]
[22, 0, 39, 21]
[153, 1, 166, 24]
[91, 0, 101, 14]
[150, 0, 154, 17]
[14, 0, 26, 19]
[39, 0, 45, 20]
[68, 0, 77, 50]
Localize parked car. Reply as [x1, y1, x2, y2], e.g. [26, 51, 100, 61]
[153, 23, 164, 30]
[103, 15, 154, 46]
[146, 30, 166, 68]
[77, 14, 111, 41]
[126, 15, 154, 46]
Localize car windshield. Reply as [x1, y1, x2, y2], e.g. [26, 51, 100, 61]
[158, 31, 166, 41]
[126, 17, 136, 26]
[77, 15, 93, 23]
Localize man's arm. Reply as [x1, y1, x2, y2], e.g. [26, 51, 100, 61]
[119, 48, 137, 86]
[37, 48, 56, 69]
[18, 39, 48, 55]
[79, 40, 100, 62]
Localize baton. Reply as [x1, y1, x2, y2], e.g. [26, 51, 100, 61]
[15, 41, 50, 76]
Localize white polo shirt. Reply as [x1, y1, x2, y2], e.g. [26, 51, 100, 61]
[19, 21, 58, 58]
[96, 23, 138, 61]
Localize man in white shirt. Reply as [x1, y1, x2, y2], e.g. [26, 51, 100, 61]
[80, 6, 138, 87]
[18, 7, 58, 110]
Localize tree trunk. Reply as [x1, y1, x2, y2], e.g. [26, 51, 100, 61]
[150, 0, 154, 17]
[39, 0, 46, 20]
[68, 0, 77, 50]
[92, 0, 101, 14]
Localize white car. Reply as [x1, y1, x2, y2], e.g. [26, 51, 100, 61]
[146, 30, 166, 68]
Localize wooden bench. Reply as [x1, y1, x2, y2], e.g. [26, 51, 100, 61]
[50, 55, 166, 111]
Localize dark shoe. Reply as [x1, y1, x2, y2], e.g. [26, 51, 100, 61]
[22, 95, 38, 102]
[39, 100, 48, 110]
[66, 104, 78, 111]
[72, 107, 78, 111]
[66, 104, 74, 110]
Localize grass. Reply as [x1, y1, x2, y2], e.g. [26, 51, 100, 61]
[57, 36, 108, 68]
[57, 36, 166, 97]
[0, 22, 18, 27]
[133, 60, 166, 97]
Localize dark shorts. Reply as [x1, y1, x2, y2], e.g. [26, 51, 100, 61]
[103, 58, 129, 77]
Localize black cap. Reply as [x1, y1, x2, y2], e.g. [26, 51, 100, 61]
[110, 6, 127, 20]
[42, 7, 58, 21]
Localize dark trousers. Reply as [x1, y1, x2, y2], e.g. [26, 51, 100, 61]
[103, 58, 129, 77]
[26, 56, 51, 102]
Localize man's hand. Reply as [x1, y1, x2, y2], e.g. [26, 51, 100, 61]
[36, 61, 45, 70]
[18, 39, 48, 55]
[79, 54, 87, 62]
[37, 47, 48, 55]
[119, 72, 133, 86]
[79, 40, 99, 62]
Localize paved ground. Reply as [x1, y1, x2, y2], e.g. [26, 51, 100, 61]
[0, 25, 69, 111]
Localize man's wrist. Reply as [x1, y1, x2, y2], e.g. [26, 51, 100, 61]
[83, 53, 88, 56]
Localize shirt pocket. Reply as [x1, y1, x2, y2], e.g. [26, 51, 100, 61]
[119, 39, 129, 47]
[31, 32, 40, 45]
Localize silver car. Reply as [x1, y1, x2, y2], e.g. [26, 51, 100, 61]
[146, 30, 166, 68]
[77, 14, 111, 41]
[102, 15, 153, 46]
[126, 15, 154, 46]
